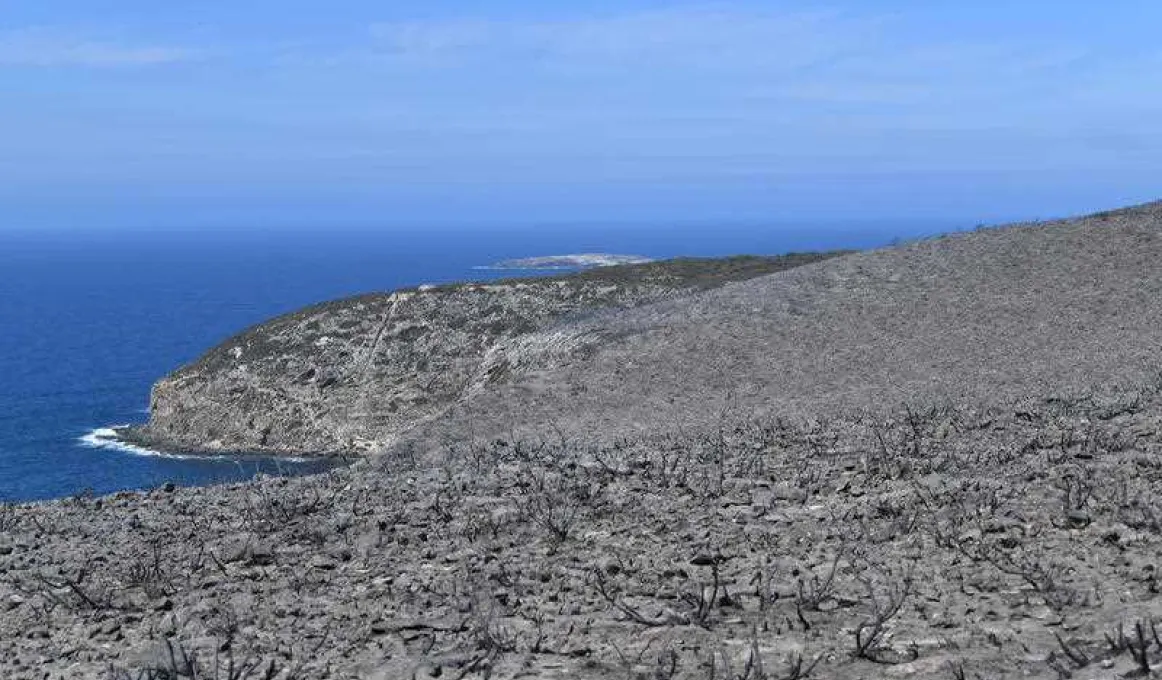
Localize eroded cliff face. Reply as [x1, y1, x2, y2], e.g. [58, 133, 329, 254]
[129, 255, 837, 455]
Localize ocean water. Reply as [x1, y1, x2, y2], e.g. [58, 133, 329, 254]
[0, 220, 955, 502]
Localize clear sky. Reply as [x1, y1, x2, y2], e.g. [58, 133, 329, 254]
[2, 1, 1161, 231]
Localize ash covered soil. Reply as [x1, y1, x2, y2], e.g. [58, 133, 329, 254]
[5, 202, 1162, 679]
[128, 253, 841, 456]
[7, 394, 1162, 679]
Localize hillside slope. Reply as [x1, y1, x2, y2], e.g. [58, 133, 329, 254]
[400, 202, 1162, 455]
[9, 201, 1162, 679]
[128, 254, 839, 455]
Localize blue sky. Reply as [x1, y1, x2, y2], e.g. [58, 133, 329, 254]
[2, 1, 1161, 231]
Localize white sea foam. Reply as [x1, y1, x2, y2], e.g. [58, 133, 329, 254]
[79, 426, 317, 464]
[79, 426, 210, 460]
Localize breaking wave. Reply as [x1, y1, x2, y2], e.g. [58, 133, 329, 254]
[79, 426, 318, 464]
[79, 426, 201, 460]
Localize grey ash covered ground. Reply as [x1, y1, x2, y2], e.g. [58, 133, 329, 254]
[7, 390, 1162, 679]
[5, 201, 1162, 679]
[125, 252, 842, 457]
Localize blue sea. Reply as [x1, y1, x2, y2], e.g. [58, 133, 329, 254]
[0, 220, 957, 502]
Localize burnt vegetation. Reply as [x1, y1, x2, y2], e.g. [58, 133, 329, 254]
[6, 381, 1162, 677]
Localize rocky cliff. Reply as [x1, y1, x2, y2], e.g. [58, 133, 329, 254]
[127, 254, 840, 455]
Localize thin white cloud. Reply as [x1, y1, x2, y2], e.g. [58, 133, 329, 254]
[367, 7, 859, 70]
[0, 28, 195, 67]
[359, 5, 1101, 114]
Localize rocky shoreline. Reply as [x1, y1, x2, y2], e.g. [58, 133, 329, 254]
[111, 426, 352, 461]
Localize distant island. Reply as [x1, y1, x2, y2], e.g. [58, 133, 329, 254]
[479, 253, 654, 270]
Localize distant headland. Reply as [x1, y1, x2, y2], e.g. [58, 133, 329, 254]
[477, 253, 654, 270]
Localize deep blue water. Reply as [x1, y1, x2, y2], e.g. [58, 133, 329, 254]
[0, 220, 958, 502]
